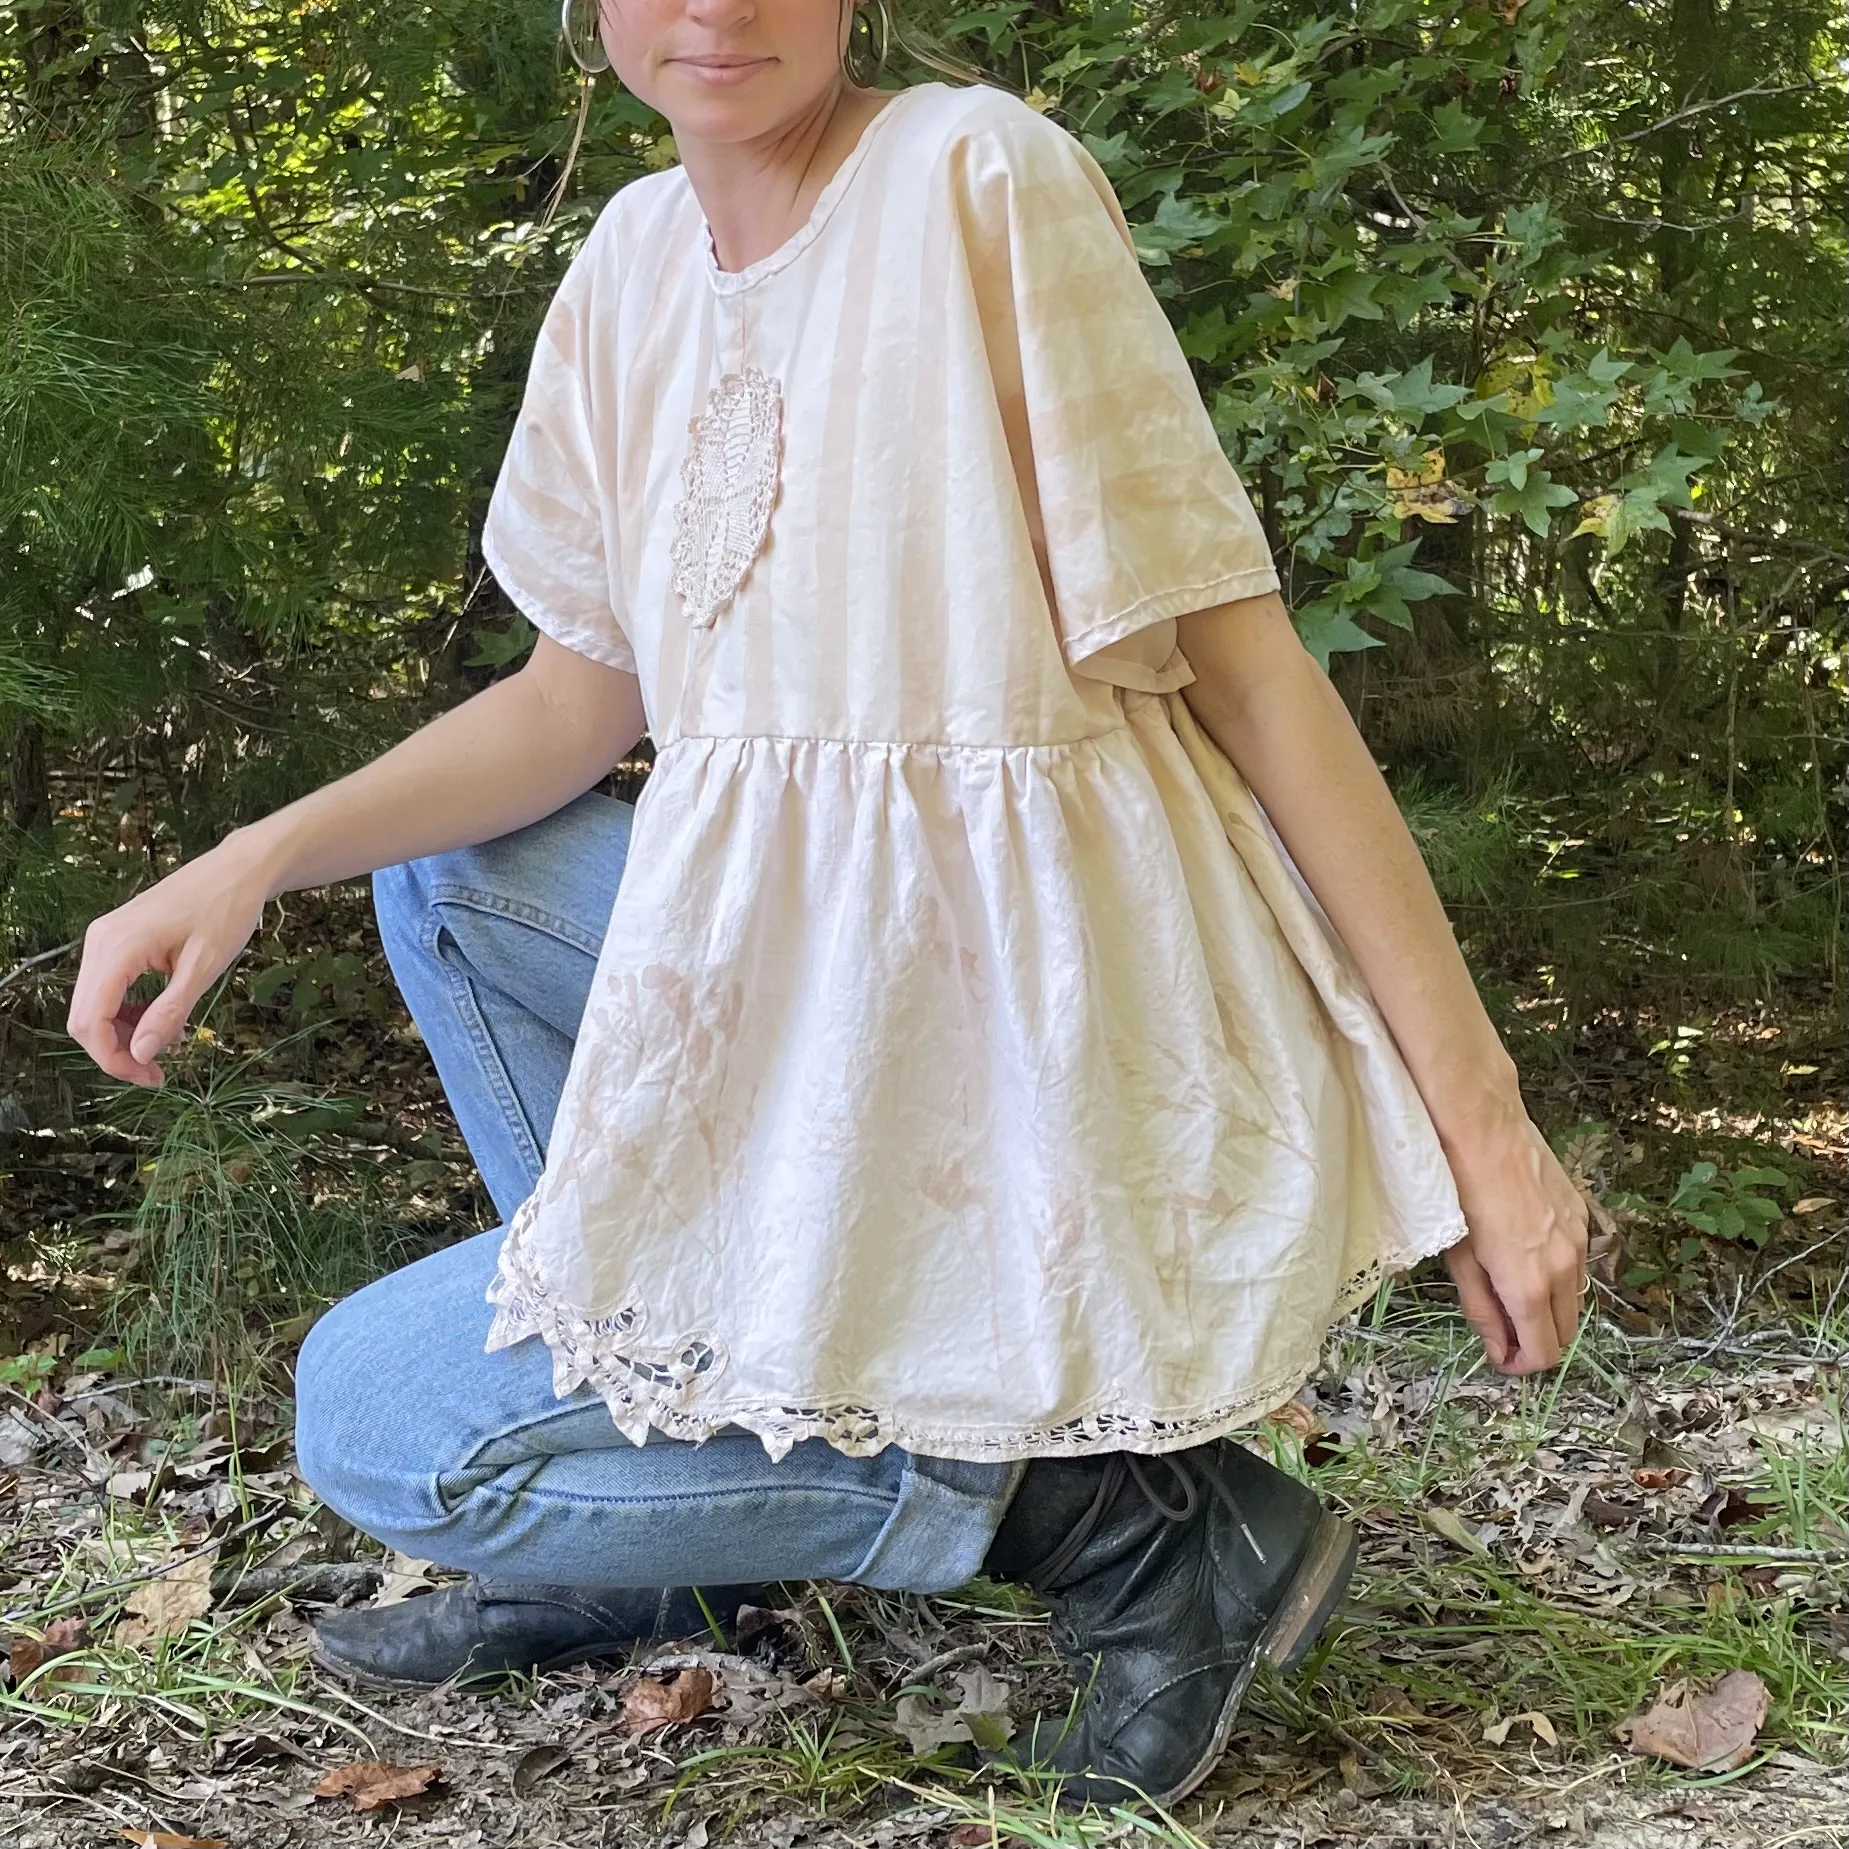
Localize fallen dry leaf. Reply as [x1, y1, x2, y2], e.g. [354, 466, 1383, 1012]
[1631, 1465, 1690, 1490]
[314, 1760, 442, 1810]
[1621, 1670, 1769, 1771]
[1420, 1506, 1488, 1555]
[511, 1741, 571, 1798]
[1698, 1486, 1774, 1531]
[621, 1664, 716, 1736]
[893, 1666, 1016, 1756]
[1263, 1396, 1320, 1441]
[1483, 1710, 1559, 1748]
[7, 1616, 91, 1692]
[0, 1409, 43, 1468]
[119, 1833, 230, 1848]
[372, 1552, 439, 1607]
[117, 1552, 215, 1649]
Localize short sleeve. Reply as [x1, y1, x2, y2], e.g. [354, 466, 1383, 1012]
[958, 107, 1279, 691]
[481, 222, 636, 676]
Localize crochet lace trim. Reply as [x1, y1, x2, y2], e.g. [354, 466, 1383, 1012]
[484, 1203, 1468, 1464]
[670, 365, 784, 630]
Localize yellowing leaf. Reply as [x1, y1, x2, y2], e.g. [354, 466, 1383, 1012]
[1387, 450, 1448, 489]
[116, 1553, 215, 1649]
[1573, 493, 1618, 539]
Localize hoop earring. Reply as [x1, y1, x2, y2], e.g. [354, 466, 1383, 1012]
[560, 0, 610, 76]
[844, 0, 892, 87]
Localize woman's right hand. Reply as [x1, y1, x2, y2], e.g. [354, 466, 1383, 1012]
[66, 837, 272, 1086]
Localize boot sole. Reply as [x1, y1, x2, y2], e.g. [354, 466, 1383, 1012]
[1148, 1507, 1359, 1810]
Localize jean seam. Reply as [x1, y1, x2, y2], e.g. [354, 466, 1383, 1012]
[425, 909, 547, 1193]
[458, 1481, 900, 1516]
[425, 883, 610, 959]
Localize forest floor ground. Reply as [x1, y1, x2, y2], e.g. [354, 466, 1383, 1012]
[1, 895, 1845, 1849]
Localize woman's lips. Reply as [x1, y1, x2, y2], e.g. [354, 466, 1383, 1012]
[671, 55, 774, 86]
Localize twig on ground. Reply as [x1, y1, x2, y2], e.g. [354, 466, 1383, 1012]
[62, 1377, 222, 1402]
[1, 1506, 282, 1626]
[210, 1560, 382, 1606]
[898, 1640, 991, 1688]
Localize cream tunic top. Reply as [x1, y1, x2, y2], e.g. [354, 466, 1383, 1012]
[480, 82, 1467, 1463]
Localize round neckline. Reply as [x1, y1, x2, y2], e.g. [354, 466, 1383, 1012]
[701, 84, 935, 296]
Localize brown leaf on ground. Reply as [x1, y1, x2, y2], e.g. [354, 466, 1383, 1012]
[7, 1616, 92, 1691]
[1263, 1396, 1320, 1440]
[1621, 1671, 1769, 1771]
[119, 1832, 230, 1848]
[510, 1742, 571, 1797]
[116, 1553, 215, 1648]
[1580, 1493, 1641, 1528]
[621, 1665, 716, 1736]
[1696, 1485, 1776, 1532]
[1631, 1465, 1690, 1490]
[314, 1760, 442, 1810]
[371, 1552, 439, 1607]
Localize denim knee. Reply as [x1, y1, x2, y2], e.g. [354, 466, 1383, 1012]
[294, 1290, 424, 1540]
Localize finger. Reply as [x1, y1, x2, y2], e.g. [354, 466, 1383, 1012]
[1551, 1263, 1583, 1357]
[68, 948, 168, 1086]
[127, 942, 216, 1066]
[1507, 1286, 1564, 1375]
[1447, 1243, 1515, 1369]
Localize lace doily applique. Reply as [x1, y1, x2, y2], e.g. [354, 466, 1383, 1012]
[670, 365, 784, 629]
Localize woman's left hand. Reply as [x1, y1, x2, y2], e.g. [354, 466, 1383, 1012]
[1442, 1110, 1590, 1374]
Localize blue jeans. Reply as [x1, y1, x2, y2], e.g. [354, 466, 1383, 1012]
[294, 790, 1019, 1593]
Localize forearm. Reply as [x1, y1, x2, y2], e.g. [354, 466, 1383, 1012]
[224, 648, 646, 901]
[1176, 596, 1522, 1146]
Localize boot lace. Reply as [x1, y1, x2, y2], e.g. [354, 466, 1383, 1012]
[1030, 1444, 1267, 1588]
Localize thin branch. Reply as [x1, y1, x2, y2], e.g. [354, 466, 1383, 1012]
[1546, 83, 1827, 165]
[1673, 509, 1849, 564]
[0, 935, 81, 994]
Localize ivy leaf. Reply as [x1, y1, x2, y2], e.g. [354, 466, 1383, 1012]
[1294, 599, 1382, 668]
[1491, 467, 1579, 536]
[466, 613, 535, 668]
[1431, 101, 1484, 152]
[1133, 190, 1223, 263]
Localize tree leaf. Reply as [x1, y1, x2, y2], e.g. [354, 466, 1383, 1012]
[1622, 1671, 1769, 1771]
[621, 1664, 716, 1736]
[116, 1552, 216, 1649]
[314, 1760, 443, 1810]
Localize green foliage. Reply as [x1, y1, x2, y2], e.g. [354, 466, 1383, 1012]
[102, 1052, 410, 1375]
[0, 0, 1843, 1013]
[1666, 1157, 1793, 1248]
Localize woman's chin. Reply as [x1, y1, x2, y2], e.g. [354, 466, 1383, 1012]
[654, 65, 839, 145]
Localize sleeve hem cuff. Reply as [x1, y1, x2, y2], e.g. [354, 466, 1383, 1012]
[1061, 565, 1281, 666]
[482, 533, 639, 677]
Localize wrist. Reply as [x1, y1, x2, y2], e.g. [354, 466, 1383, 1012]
[1421, 1052, 1529, 1159]
[216, 818, 298, 907]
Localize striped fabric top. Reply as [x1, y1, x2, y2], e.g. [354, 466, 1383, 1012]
[480, 83, 1466, 1463]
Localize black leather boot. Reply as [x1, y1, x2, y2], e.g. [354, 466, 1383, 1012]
[312, 1578, 760, 1689]
[982, 1439, 1357, 1808]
